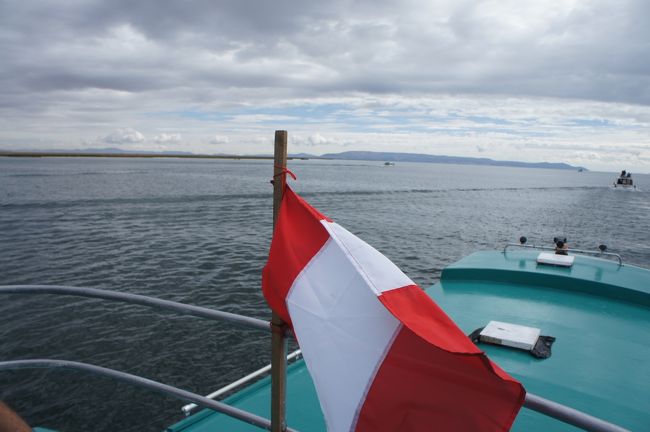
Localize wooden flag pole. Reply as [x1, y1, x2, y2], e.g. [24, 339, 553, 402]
[271, 130, 288, 432]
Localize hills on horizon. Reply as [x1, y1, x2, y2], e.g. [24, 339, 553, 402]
[0, 147, 586, 171]
[319, 151, 585, 171]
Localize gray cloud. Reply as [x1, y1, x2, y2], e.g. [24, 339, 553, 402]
[2, 0, 648, 103]
[0, 0, 649, 170]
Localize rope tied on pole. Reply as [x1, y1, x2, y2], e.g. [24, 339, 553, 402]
[273, 165, 297, 180]
[270, 165, 297, 186]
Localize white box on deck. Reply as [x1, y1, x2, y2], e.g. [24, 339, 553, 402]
[479, 321, 541, 351]
[537, 252, 574, 267]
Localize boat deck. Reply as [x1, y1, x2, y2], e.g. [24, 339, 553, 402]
[433, 250, 649, 431]
[168, 250, 649, 431]
[167, 360, 325, 431]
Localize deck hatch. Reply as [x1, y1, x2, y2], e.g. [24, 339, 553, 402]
[479, 321, 541, 351]
[536, 252, 574, 267]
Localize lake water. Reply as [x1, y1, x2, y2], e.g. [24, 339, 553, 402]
[1, 157, 649, 431]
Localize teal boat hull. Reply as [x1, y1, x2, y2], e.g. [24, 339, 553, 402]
[170, 249, 649, 431]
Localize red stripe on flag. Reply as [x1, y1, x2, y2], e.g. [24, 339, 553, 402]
[379, 284, 482, 354]
[355, 285, 524, 431]
[262, 187, 331, 326]
[356, 325, 524, 431]
[378, 285, 520, 383]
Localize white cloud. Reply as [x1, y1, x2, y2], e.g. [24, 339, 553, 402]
[288, 133, 348, 151]
[153, 133, 181, 143]
[307, 133, 328, 146]
[210, 135, 230, 144]
[102, 128, 145, 144]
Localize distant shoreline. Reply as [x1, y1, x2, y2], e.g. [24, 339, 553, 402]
[0, 150, 586, 171]
[0, 152, 307, 160]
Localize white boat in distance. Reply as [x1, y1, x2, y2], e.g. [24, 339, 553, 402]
[613, 170, 636, 190]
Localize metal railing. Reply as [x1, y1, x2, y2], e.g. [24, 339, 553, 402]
[0, 359, 297, 432]
[0, 284, 280, 430]
[0, 285, 269, 331]
[524, 394, 628, 432]
[181, 349, 303, 416]
[503, 243, 623, 266]
[0, 284, 631, 432]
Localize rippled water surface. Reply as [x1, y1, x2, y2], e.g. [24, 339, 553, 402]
[1, 157, 649, 431]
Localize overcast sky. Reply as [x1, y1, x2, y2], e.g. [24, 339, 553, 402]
[1, 0, 649, 171]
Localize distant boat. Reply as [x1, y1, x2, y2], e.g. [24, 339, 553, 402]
[613, 170, 636, 189]
[384, 161, 395, 166]
[578, 168, 584, 172]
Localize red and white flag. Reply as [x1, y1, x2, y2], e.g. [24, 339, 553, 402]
[263, 187, 525, 431]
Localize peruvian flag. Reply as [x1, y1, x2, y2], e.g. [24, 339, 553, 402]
[263, 187, 525, 431]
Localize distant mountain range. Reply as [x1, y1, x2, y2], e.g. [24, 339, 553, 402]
[0, 147, 586, 171]
[318, 151, 585, 171]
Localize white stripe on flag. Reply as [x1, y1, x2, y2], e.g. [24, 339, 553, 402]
[286, 233, 402, 432]
[322, 221, 414, 295]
